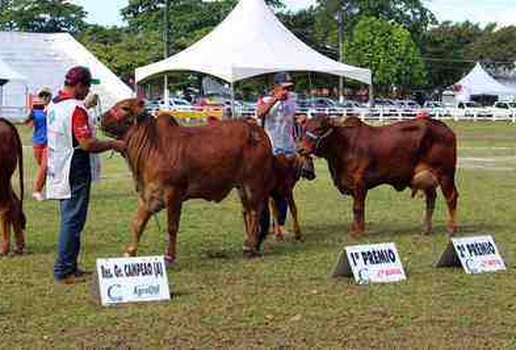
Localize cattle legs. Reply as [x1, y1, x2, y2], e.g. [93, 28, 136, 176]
[349, 188, 367, 239]
[125, 200, 152, 257]
[440, 176, 459, 234]
[0, 195, 25, 256]
[165, 200, 182, 266]
[287, 193, 302, 241]
[1, 212, 10, 256]
[422, 189, 437, 235]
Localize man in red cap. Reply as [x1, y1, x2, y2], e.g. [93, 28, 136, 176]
[46, 66, 125, 284]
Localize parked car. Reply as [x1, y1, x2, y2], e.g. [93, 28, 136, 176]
[453, 101, 490, 119]
[193, 96, 225, 119]
[372, 98, 398, 115]
[485, 101, 516, 120]
[144, 99, 161, 114]
[159, 98, 194, 112]
[423, 101, 448, 117]
[337, 99, 369, 117]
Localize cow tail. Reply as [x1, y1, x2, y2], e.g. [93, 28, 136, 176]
[16, 125, 24, 208]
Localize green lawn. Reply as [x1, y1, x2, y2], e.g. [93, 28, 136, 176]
[1, 122, 515, 349]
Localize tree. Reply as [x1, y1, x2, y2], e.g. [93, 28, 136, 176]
[311, 0, 436, 58]
[345, 16, 426, 94]
[421, 21, 495, 89]
[0, 0, 86, 34]
[466, 26, 516, 70]
[78, 25, 163, 84]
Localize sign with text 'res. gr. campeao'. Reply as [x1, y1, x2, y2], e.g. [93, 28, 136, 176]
[331, 242, 406, 284]
[96, 256, 170, 306]
[436, 235, 506, 274]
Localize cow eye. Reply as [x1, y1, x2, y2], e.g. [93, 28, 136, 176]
[121, 106, 130, 112]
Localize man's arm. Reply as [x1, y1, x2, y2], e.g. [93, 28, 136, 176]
[73, 106, 125, 153]
[256, 96, 278, 119]
[256, 86, 288, 119]
[77, 137, 125, 154]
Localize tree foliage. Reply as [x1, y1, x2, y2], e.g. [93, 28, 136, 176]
[311, 0, 435, 58]
[78, 25, 163, 84]
[345, 16, 426, 93]
[0, 0, 86, 34]
[421, 21, 495, 89]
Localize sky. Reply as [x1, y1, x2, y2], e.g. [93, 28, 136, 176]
[71, 0, 516, 28]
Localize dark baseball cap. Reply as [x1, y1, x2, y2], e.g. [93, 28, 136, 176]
[273, 72, 293, 87]
[65, 66, 92, 86]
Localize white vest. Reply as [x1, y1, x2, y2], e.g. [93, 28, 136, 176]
[46, 99, 101, 199]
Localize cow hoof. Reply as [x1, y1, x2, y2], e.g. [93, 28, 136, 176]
[421, 226, 432, 235]
[275, 234, 285, 241]
[13, 248, 26, 255]
[294, 235, 304, 242]
[348, 230, 363, 240]
[164, 255, 176, 267]
[243, 249, 261, 259]
[447, 225, 458, 236]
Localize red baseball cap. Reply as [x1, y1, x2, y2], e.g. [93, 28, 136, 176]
[65, 66, 92, 86]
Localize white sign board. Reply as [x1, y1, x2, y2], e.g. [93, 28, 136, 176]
[96, 256, 171, 306]
[436, 235, 506, 274]
[331, 242, 406, 284]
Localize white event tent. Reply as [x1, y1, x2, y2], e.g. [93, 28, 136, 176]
[135, 0, 372, 100]
[0, 57, 27, 113]
[454, 62, 516, 101]
[0, 57, 27, 83]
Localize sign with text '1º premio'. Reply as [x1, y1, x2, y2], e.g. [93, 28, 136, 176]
[436, 235, 506, 274]
[96, 256, 171, 306]
[331, 242, 406, 284]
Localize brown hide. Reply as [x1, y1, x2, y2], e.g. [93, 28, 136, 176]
[0, 118, 25, 255]
[300, 116, 458, 237]
[101, 99, 275, 262]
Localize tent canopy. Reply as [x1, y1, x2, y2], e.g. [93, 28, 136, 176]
[0, 32, 132, 110]
[456, 62, 516, 96]
[136, 0, 371, 85]
[0, 57, 27, 82]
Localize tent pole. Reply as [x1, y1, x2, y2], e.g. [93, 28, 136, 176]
[163, 74, 169, 108]
[368, 83, 374, 108]
[230, 81, 235, 119]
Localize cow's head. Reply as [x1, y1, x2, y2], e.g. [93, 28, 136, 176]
[297, 153, 316, 180]
[298, 116, 334, 156]
[101, 98, 147, 139]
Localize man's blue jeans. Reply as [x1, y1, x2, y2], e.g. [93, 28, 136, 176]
[53, 169, 91, 280]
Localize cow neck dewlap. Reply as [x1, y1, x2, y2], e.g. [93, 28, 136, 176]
[126, 119, 158, 191]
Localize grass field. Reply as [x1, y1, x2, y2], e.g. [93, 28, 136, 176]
[0, 122, 515, 349]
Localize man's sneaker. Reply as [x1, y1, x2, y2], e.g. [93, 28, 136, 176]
[54, 274, 85, 285]
[32, 192, 45, 201]
[74, 268, 92, 278]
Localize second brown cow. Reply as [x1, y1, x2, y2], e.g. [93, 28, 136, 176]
[299, 116, 458, 238]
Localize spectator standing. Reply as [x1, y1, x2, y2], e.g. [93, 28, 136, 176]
[256, 72, 297, 239]
[26, 87, 52, 201]
[46, 66, 125, 284]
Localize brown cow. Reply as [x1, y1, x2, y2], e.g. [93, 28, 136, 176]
[299, 116, 458, 238]
[101, 99, 275, 264]
[0, 118, 26, 255]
